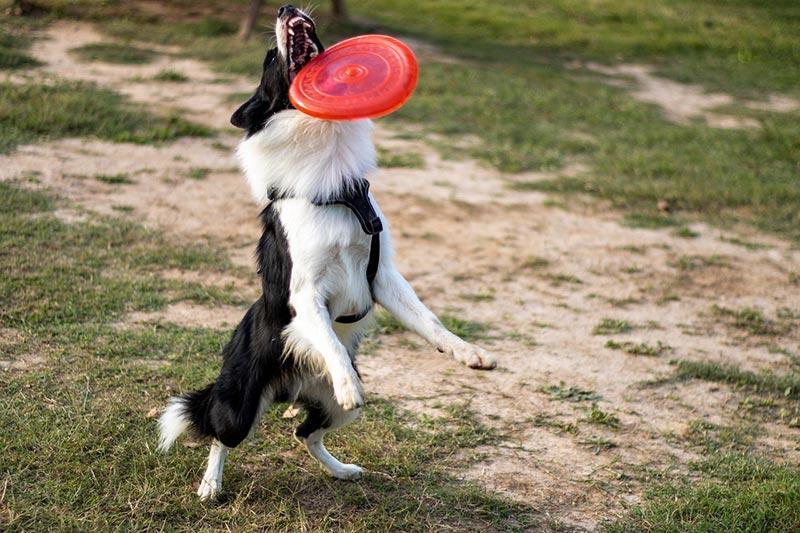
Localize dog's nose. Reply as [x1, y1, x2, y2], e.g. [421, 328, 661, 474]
[278, 5, 296, 17]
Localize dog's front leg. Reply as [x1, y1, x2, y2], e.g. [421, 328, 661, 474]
[290, 289, 364, 410]
[374, 268, 497, 370]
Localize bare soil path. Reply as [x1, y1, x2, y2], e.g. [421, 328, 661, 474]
[2, 22, 798, 530]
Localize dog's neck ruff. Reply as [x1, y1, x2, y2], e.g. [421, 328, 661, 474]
[236, 112, 377, 205]
[269, 177, 381, 324]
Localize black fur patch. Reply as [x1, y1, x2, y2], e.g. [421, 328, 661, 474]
[184, 205, 296, 448]
[294, 401, 331, 439]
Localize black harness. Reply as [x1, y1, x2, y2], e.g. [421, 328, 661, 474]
[267, 179, 382, 324]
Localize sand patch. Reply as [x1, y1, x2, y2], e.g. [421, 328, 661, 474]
[20, 21, 252, 129]
[583, 62, 797, 129]
[0, 328, 45, 371]
[126, 302, 246, 330]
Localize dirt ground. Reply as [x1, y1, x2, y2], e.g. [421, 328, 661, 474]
[3, 22, 799, 530]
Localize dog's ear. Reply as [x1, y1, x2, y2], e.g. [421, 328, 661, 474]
[230, 92, 266, 130]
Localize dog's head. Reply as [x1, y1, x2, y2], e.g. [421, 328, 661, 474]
[231, 5, 323, 135]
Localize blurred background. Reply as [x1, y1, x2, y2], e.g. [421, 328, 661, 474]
[1, 1, 799, 531]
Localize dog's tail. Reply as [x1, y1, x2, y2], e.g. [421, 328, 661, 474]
[158, 384, 214, 451]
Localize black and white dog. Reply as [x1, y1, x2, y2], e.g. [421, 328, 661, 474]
[158, 5, 496, 501]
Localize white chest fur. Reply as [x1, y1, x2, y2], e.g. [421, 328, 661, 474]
[236, 110, 383, 363]
[236, 111, 377, 204]
[277, 199, 374, 321]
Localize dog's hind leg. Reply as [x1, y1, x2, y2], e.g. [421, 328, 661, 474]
[294, 400, 362, 480]
[197, 440, 228, 501]
[196, 390, 274, 500]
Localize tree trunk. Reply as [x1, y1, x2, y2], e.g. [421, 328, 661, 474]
[238, 0, 264, 42]
[331, 0, 348, 19]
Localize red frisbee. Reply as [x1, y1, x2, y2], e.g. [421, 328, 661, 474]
[289, 35, 418, 121]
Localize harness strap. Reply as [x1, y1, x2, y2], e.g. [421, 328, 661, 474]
[266, 179, 382, 324]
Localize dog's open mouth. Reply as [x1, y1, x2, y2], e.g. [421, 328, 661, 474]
[283, 13, 320, 82]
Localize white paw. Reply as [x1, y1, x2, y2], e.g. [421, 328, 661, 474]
[454, 343, 497, 370]
[333, 372, 364, 411]
[331, 463, 364, 480]
[197, 478, 221, 501]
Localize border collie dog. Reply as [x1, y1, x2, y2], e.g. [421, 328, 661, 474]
[158, 5, 496, 501]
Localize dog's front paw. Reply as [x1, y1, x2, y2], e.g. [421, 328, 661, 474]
[454, 343, 497, 370]
[333, 372, 364, 411]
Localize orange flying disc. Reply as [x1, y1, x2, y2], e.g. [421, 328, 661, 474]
[289, 35, 418, 121]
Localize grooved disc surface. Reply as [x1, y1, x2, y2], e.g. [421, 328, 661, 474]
[289, 35, 418, 120]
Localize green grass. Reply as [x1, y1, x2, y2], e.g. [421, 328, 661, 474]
[670, 254, 728, 271]
[440, 314, 488, 342]
[544, 273, 583, 286]
[95, 173, 134, 185]
[0, 25, 41, 69]
[354, 0, 800, 97]
[580, 435, 617, 453]
[0, 183, 541, 531]
[2, 379, 539, 530]
[186, 167, 211, 180]
[683, 420, 758, 454]
[712, 305, 790, 336]
[720, 236, 771, 251]
[373, 309, 405, 335]
[673, 359, 800, 400]
[0, 81, 212, 154]
[769, 345, 800, 370]
[153, 68, 189, 82]
[520, 256, 551, 270]
[542, 381, 600, 403]
[585, 404, 620, 428]
[606, 453, 800, 532]
[371, 310, 488, 342]
[459, 290, 495, 302]
[98, 15, 265, 76]
[673, 226, 699, 239]
[622, 212, 681, 229]
[593, 318, 633, 335]
[377, 147, 426, 169]
[0, 183, 237, 331]
[70, 42, 158, 64]
[605, 339, 670, 357]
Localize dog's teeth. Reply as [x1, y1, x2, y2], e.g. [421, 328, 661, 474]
[288, 28, 294, 35]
